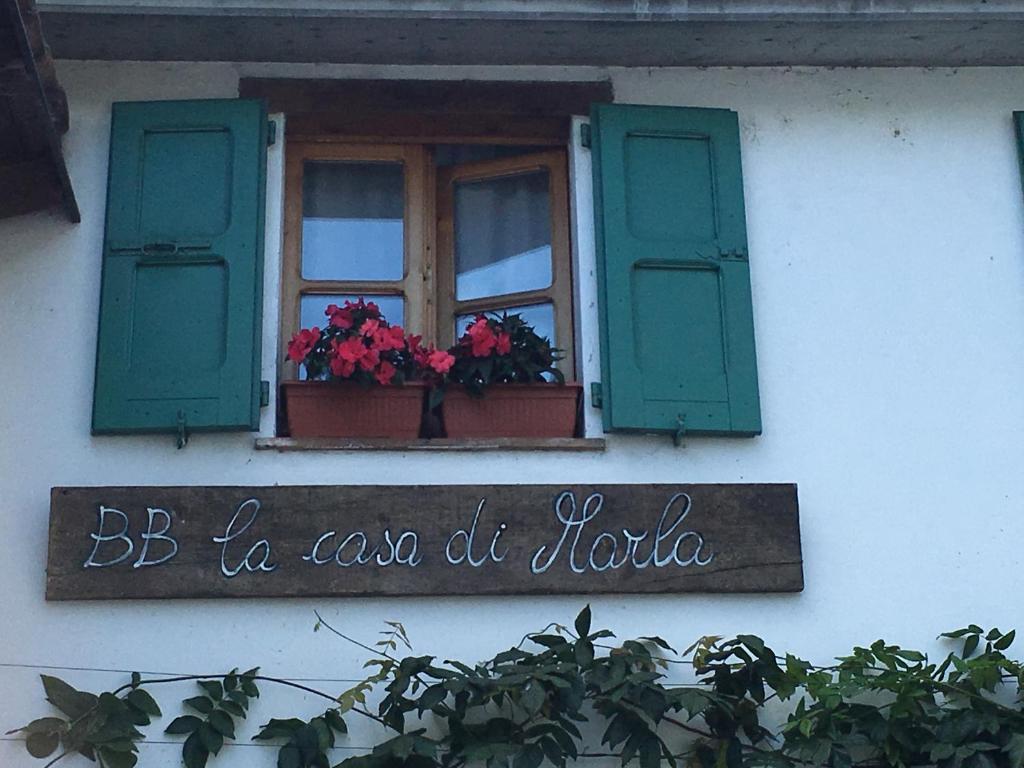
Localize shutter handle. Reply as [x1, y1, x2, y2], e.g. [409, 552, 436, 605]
[672, 414, 686, 448]
[143, 242, 177, 253]
[176, 410, 188, 449]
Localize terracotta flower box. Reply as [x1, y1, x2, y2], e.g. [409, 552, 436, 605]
[283, 381, 425, 439]
[442, 383, 582, 439]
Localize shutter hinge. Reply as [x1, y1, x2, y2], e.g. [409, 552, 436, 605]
[590, 381, 603, 409]
[721, 247, 748, 261]
[260, 380, 270, 408]
[579, 123, 591, 149]
[673, 414, 686, 448]
[176, 410, 189, 450]
[267, 120, 277, 146]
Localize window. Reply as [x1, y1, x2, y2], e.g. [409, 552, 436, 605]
[91, 86, 763, 442]
[280, 140, 575, 384]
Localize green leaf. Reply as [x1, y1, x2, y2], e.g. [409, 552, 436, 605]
[25, 731, 60, 758]
[325, 710, 347, 734]
[184, 696, 214, 715]
[964, 635, 980, 658]
[97, 747, 138, 768]
[125, 689, 161, 717]
[255, 718, 306, 741]
[278, 743, 302, 768]
[1005, 734, 1024, 768]
[575, 606, 592, 639]
[165, 716, 203, 735]
[198, 681, 223, 701]
[220, 700, 246, 718]
[515, 745, 544, 768]
[18, 717, 65, 736]
[574, 639, 595, 668]
[198, 723, 224, 755]
[208, 710, 236, 739]
[995, 630, 1016, 651]
[182, 732, 209, 768]
[41, 675, 98, 720]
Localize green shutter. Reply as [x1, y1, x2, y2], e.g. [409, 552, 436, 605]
[1015, 112, 1024, 195]
[92, 99, 268, 435]
[591, 103, 761, 436]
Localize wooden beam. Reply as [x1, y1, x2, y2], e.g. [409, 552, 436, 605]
[240, 78, 613, 118]
[0, 156, 62, 218]
[1, 0, 77, 222]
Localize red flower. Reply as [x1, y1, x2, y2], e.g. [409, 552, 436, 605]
[360, 318, 381, 338]
[335, 336, 367, 364]
[467, 317, 497, 357]
[372, 325, 406, 352]
[287, 327, 320, 363]
[427, 348, 455, 374]
[374, 360, 397, 385]
[326, 304, 354, 329]
[328, 350, 356, 378]
[358, 348, 380, 371]
[496, 332, 512, 355]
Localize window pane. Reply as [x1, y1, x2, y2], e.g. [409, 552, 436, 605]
[454, 170, 552, 301]
[301, 161, 404, 281]
[457, 302, 555, 348]
[300, 294, 405, 331]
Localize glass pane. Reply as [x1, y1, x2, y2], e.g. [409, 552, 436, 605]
[301, 161, 404, 281]
[454, 170, 552, 301]
[457, 302, 555, 348]
[300, 294, 405, 331]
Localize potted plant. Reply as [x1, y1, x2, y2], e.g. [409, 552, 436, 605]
[282, 299, 432, 439]
[439, 313, 581, 438]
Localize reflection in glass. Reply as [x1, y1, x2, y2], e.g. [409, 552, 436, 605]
[454, 170, 552, 301]
[300, 294, 405, 332]
[302, 161, 404, 281]
[456, 302, 555, 349]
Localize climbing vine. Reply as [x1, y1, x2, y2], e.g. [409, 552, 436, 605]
[8, 609, 1024, 768]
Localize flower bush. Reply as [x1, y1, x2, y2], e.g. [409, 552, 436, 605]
[286, 299, 454, 386]
[446, 312, 564, 397]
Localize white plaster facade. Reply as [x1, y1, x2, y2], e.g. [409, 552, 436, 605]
[2, 61, 1024, 766]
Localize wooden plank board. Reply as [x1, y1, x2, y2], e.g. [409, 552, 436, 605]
[47, 484, 802, 600]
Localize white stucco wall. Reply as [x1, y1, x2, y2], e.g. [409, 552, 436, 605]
[3, 61, 1024, 766]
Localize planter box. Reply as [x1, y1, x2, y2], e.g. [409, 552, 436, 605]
[442, 383, 582, 439]
[282, 381, 425, 439]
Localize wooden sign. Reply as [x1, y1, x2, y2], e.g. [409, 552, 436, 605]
[46, 484, 802, 600]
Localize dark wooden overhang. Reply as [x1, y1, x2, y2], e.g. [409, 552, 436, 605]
[34, 1, 1024, 67]
[1, 0, 77, 222]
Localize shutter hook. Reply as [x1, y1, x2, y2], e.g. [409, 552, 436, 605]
[673, 414, 686, 448]
[176, 410, 188, 450]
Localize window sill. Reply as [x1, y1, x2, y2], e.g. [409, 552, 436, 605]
[254, 436, 606, 452]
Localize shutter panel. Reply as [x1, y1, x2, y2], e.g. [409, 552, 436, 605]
[92, 99, 268, 434]
[591, 103, 761, 436]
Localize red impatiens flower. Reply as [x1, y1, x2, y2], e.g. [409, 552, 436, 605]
[496, 332, 512, 356]
[360, 318, 381, 338]
[374, 360, 397, 385]
[335, 336, 368, 364]
[426, 349, 455, 375]
[358, 348, 380, 372]
[328, 346, 356, 378]
[326, 304, 354, 330]
[287, 327, 320, 363]
[372, 325, 406, 352]
[467, 317, 497, 357]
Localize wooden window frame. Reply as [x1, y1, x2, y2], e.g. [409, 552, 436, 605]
[280, 142, 431, 382]
[435, 150, 573, 355]
[280, 134, 576, 389]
